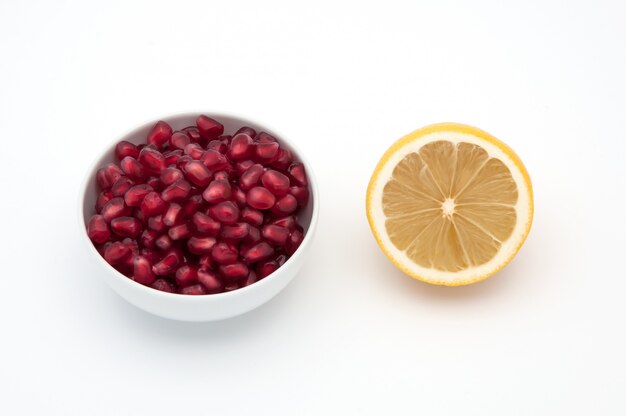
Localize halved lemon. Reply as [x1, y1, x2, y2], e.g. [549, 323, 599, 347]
[366, 123, 533, 286]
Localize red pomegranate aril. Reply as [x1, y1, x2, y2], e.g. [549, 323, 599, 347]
[111, 216, 143, 238]
[245, 226, 261, 244]
[177, 155, 193, 169]
[219, 262, 249, 282]
[201, 149, 229, 171]
[115, 140, 139, 160]
[160, 167, 184, 186]
[228, 133, 253, 160]
[111, 177, 134, 197]
[180, 284, 207, 295]
[198, 255, 213, 270]
[175, 264, 198, 287]
[141, 191, 167, 217]
[246, 187, 275, 210]
[220, 223, 249, 241]
[208, 201, 240, 224]
[192, 212, 221, 236]
[244, 271, 259, 286]
[104, 242, 131, 265]
[235, 160, 255, 176]
[213, 170, 229, 181]
[207, 139, 227, 153]
[87, 215, 110, 244]
[239, 164, 265, 190]
[124, 184, 153, 207]
[256, 260, 278, 279]
[183, 160, 212, 187]
[261, 170, 290, 195]
[187, 236, 217, 255]
[196, 115, 224, 140]
[288, 162, 308, 186]
[182, 194, 203, 218]
[275, 253, 288, 266]
[170, 131, 191, 150]
[231, 185, 247, 208]
[96, 191, 113, 213]
[203, 180, 232, 204]
[161, 179, 191, 202]
[241, 207, 264, 226]
[272, 216, 296, 230]
[197, 269, 223, 294]
[182, 126, 202, 143]
[262, 224, 289, 245]
[133, 255, 156, 286]
[164, 149, 183, 166]
[255, 141, 279, 161]
[120, 157, 145, 180]
[257, 131, 277, 143]
[148, 214, 166, 232]
[270, 148, 293, 170]
[102, 197, 129, 223]
[242, 242, 275, 264]
[168, 223, 193, 240]
[272, 194, 298, 216]
[151, 278, 175, 293]
[236, 126, 257, 138]
[163, 203, 183, 226]
[140, 229, 159, 249]
[97, 163, 123, 190]
[139, 146, 166, 174]
[146, 176, 161, 191]
[141, 248, 161, 264]
[211, 242, 238, 265]
[184, 143, 204, 160]
[155, 234, 173, 251]
[147, 120, 173, 149]
[290, 186, 309, 206]
[152, 249, 181, 275]
[286, 228, 304, 255]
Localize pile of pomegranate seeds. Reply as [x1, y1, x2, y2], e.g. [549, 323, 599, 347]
[87, 115, 309, 295]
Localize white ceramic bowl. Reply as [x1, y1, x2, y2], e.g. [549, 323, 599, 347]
[78, 112, 319, 322]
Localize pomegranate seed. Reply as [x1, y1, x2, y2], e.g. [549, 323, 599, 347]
[234, 160, 255, 176]
[183, 161, 212, 187]
[102, 197, 129, 223]
[201, 149, 230, 171]
[96, 163, 123, 190]
[213, 170, 229, 181]
[155, 234, 173, 251]
[133, 255, 156, 286]
[160, 167, 184, 186]
[182, 126, 202, 143]
[255, 141, 279, 161]
[151, 279, 175, 293]
[168, 223, 192, 240]
[170, 131, 191, 150]
[239, 164, 265, 190]
[272, 194, 298, 216]
[241, 207, 263, 226]
[152, 249, 182, 275]
[198, 254, 213, 269]
[104, 241, 131, 265]
[161, 179, 191, 202]
[236, 126, 257, 138]
[228, 133, 253, 160]
[257, 131, 277, 143]
[124, 184, 153, 207]
[208, 201, 240, 224]
[146, 176, 161, 190]
[187, 236, 217, 255]
[177, 155, 193, 169]
[140, 229, 159, 249]
[147, 120, 173, 149]
[262, 224, 289, 245]
[163, 203, 183, 226]
[220, 223, 249, 240]
[261, 170, 290, 195]
[207, 139, 228, 153]
[132, 207, 146, 224]
[111, 216, 143, 238]
[196, 115, 224, 140]
[141, 192, 167, 217]
[290, 186, 309, 206]
[115, 140, 139, 160]
[256, 260, 278, 278]
[175, 264, 198, 287]
[111, 177, 134, 197]
[140, 248, 161, 264]
[192, 212, 221, 236]
[275, 253, 288, 266]
[182, 194, 203, 218]
[138, 146, 166, 173]
[211, 242, 238, 265]
[272, 216, 296, 230]
[286, 228, 304, 255]
[184, 143, 205, 160]
[180, 284, 207, 295]
[87, 215, 110, 244]
[231, 186, 247, 208]
[164, 149, 183, 166]
[288, 162, 308, 186]
[219, 262, 249, 282]
[202, 180, 232, 204]
[218, 135, 232, 143]
[270, 148, 293, 170]
[120, 157, 145, 180]
[245, 270, 260, 286]
[197, 269, 223, 293]
[95, 191, 113, 213]
[246, 187, 275, 210]
[148, 214, 166, 232]
[241, 242, 275, 264]
[245, 226, 261, 244]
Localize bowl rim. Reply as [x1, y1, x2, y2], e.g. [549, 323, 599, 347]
[78, 110, 320, 302]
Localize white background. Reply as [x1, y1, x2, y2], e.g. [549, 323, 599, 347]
[1, 0, 625, 414]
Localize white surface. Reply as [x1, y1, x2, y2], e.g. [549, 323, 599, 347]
[1, 0, 625, 414]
